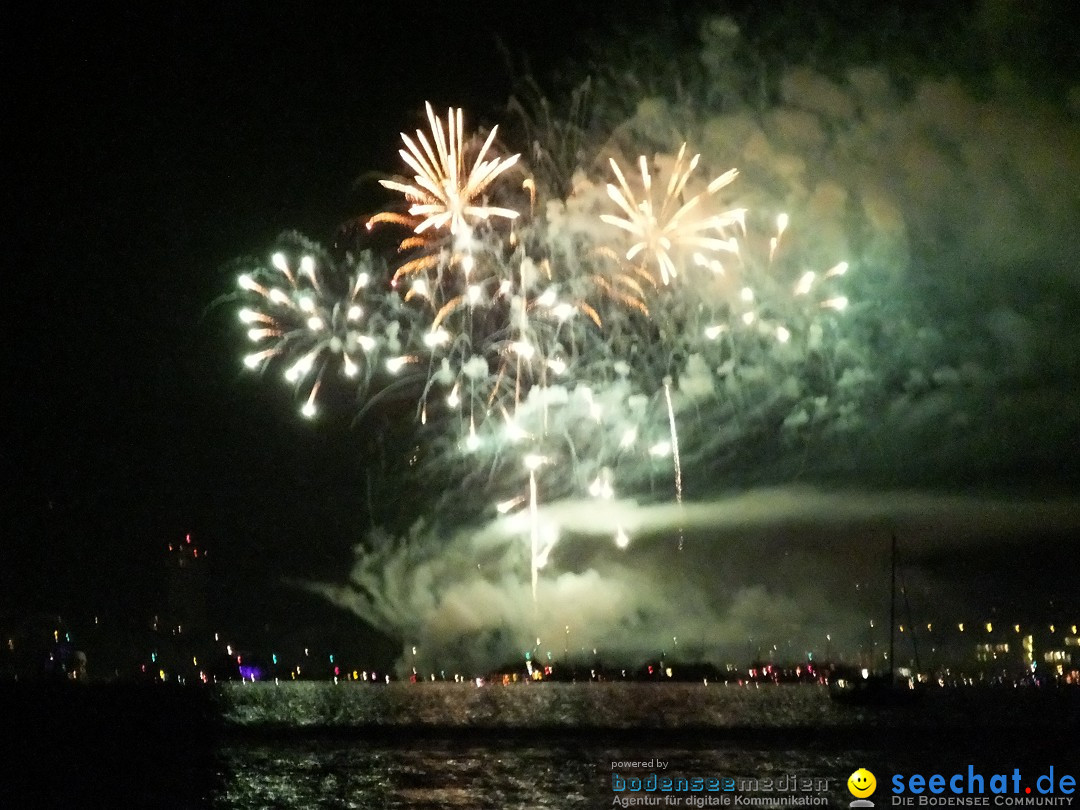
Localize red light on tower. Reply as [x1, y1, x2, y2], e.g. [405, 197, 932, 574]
[186, 534, 192, 544]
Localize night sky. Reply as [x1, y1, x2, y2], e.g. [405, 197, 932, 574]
[3, 2, 1078, 667]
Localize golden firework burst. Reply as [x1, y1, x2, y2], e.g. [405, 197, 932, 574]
[381, 102, 521, 236]
[601, 144, 743, 285]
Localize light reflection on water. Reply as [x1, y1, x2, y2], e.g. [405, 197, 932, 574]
[210, 684, 1079, 809]
[214, 739, 857, 809]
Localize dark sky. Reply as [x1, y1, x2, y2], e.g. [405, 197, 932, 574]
[3, 1, 1077, 652]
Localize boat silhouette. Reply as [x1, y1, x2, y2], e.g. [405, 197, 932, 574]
[830, 533, 923, 706]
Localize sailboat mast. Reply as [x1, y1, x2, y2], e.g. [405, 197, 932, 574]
[889, 533, 897, 680]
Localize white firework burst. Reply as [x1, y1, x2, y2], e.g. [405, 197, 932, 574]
[237, 241, 398, 419]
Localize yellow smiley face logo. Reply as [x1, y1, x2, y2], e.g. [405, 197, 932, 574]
[848, 768, 877, 798]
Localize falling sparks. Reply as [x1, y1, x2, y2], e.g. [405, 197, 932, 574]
[523, 453, 554, 604]
[697, 210, 851, 355]
[663, 377, 684, 552]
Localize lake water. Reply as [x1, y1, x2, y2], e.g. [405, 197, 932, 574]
[5, 683, 1077, 808]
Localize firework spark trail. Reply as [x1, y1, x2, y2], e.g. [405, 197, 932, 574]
[528, 455, 541, 603]
[509, 451, 559, 605]
[663, 377, 684, 551]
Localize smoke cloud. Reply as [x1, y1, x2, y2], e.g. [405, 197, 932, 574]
[310, 487, 1080, 673]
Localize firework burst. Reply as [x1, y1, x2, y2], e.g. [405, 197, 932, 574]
[237, 235, 410, 419]
[228, 98, 859, 619]
[601, 143, 744, 286]
[380, 102, 522, 239]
